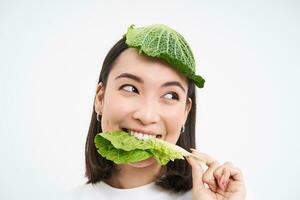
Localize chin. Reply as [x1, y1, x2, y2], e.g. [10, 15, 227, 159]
[127, 157, 158, 168]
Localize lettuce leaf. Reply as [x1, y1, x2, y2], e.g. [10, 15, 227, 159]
[94, 132, 152, 164]
[94, 130, 185, 165]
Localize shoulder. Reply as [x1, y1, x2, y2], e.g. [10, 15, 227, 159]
[66, 182, 192, 200]
[66, 182, 109, 199]
[174, 190, 192, 200]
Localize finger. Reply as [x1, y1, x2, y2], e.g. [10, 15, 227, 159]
[219, 162, 243, 182]
[214, 162, 233, 190]
[190, 149, 220, 192]
[186, 156, 205, 188]
[190, 148, 215, 167]
[202, 161, 220, 192]
[214, 162, 243, 191]
[214, 162, 233, 180]
[222, 166, 231, 184]
[229, 167, 244, 182]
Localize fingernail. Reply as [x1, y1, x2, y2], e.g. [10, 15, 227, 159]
[99, 82, 103, 86]
[209, 184, 217, 192]
[220, 174, 224, 182]
[219, 175, 225, 190]
[225, 179, 229, 185]
[222, 179, 226, 187]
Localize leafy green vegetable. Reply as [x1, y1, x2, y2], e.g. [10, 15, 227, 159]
[94, 134, 152, 164]
[125, 24, 205, 88]
[94, 130, 185, 165]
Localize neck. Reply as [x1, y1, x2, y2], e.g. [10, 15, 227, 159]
[105, 162, 162, 189]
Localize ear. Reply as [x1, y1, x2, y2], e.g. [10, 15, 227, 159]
[183, 97, 192, 123]
[94, 82, 105, 115]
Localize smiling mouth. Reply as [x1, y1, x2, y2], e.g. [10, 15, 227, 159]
[122, 128, 162, 140]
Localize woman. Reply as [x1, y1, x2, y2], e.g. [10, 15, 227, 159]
[80, 24, 246, 200]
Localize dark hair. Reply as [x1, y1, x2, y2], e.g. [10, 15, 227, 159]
[85, 37, 197, 192]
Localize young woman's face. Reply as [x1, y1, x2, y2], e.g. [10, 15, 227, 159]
[95, 48, 191, 167]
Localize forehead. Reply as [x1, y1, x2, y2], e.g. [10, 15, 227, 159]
[109, 48, 188, 86]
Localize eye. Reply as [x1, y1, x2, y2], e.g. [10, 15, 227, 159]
[119, 84, 139, 94]
[163, 92, 179, 100]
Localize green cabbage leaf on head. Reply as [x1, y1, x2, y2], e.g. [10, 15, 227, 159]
[125, 24, 205, 88]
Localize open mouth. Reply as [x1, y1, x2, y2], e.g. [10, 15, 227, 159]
[122, 128, 162, 140]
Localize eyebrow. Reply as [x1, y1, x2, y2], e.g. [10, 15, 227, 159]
[161, 81, 186, 92]
[115, 73, 144, 83]
[114, 73, 186, 92]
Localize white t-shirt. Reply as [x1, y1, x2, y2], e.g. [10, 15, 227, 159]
[69, 181, 192, 200]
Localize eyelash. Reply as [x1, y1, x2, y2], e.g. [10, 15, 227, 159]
[163, 92, 179, 100]
[120, 84, 139, 94]
[119, 84, 180, 101]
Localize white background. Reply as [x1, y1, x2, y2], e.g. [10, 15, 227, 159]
[1, 0, 299, 199]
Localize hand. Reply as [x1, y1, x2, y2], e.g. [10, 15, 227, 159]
[186, 149, 246, 200]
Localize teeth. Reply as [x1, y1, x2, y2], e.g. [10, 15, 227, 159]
[128, 130, 155, 140]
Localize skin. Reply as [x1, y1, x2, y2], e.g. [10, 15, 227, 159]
[94, 48, 246, 199]
[187, 150, 246, 200]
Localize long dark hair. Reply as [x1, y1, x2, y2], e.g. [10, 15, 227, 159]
[85, 37, 197, 192]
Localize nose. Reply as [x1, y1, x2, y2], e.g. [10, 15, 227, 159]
[132, 100, 160, 125]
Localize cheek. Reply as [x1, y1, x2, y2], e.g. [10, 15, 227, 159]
[161, 105, 186, 143]
[101, 91, 136, 130]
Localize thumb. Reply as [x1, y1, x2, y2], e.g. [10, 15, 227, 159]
[186, 156, 205, 188]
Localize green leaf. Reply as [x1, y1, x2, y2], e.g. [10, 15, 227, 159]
[95, 134, 152, 164]
[125, 24, 205, 88]
[94, 130, 185, 165]
[100, 130, 153, 151]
